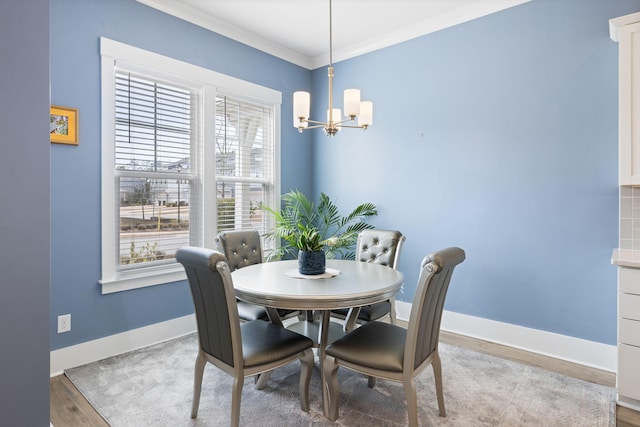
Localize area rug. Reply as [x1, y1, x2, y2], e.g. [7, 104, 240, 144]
[65, 333, 615, 426]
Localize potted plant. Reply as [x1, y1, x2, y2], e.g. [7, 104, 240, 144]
[295, 225, 326, 274]
[261, 190, 377, 274]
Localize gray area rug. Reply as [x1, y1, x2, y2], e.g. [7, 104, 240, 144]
[65, 333, 615, 426]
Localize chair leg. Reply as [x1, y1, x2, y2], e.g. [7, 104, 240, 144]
[255, 371, 271, 390]
[403, 378, 418, 427]
[432, 351, 446, 417]
[344, 307, 360, 332]
[322, 355, 340, 421]
[191, 351, 206, 418]
[389, 298, 397, 325]
[298, 349, 314, 412]
[231, 376, 244, 427]
[367, 376, 376, 388]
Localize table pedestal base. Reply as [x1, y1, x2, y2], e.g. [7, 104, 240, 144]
[286, 318, 345, 346]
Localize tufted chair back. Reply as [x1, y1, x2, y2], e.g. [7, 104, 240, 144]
[215, 230, 264, 272]
[356, 229, 405, 269]
[332, 229, 406, 330]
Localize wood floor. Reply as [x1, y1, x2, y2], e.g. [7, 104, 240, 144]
[50, 330, 640, 427]
[50, 374, 109, 427]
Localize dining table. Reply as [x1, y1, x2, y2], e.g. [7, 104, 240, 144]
[231, 258, 404, 398]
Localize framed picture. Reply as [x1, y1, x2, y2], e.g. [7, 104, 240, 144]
[50, 105, 78, 145]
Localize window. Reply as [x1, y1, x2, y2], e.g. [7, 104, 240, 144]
[100, 38, 280, 294]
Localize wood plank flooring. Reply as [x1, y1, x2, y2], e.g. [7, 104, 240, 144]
[50, 374, 108, 427]
[50, 329, 640, 426]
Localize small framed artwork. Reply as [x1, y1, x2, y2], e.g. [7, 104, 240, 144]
[50, 105, 78, 145]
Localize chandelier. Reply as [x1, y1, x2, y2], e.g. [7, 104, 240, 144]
[293, 0, 373, 136]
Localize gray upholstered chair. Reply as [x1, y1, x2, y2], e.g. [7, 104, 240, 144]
[215, 229, 300, 322]
[331, 229, 405, 331]
[214, 230, 271, 322]
[176, 247, 315, 427]
[322, 247, 466, 427]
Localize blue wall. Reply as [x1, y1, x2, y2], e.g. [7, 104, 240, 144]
[312, 0, 640, 345]
[50, 0, 640, 351]
[0, 1, 50, 424]
[49, 0, 312, 350]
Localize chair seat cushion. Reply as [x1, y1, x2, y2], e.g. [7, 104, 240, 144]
[325, 322, 406, 372]
[237, 301, 269, 321]
[332, 301, 391, 322]
[241, 320, 314, 367]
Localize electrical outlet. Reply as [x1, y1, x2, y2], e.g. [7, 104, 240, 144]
[57, 314, 71, 333]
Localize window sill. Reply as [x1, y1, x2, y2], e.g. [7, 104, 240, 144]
[99, 264, 186, 294]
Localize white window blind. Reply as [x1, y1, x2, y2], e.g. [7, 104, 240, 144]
[115, 72, 200, 272]
[215, 95, 274, 238]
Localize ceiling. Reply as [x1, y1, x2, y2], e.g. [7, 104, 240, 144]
[136, 0, 529, 69]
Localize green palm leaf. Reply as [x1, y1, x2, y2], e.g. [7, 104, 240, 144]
[261, 190, 377, 261]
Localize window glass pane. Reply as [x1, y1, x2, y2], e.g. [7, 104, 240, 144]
[215, 96, 272, 179]
[216, 181, 267, 232]
[118, 178, 190, 267]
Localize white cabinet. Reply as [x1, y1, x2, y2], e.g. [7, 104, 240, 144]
[611, 13, 640, 185]
[617, 266, 640, 408]
[612, 12, 640, 411]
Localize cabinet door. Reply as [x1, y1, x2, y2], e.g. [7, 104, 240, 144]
[618, 22, 640, 185]
[620, 293, 640, 321]
[620, 267, 640, 295]
[619, 318, 640, 346]
[619, 344, 640, 401]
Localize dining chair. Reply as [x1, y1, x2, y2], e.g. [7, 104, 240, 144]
[322, 247, 466, 427]
[215, 229, 296, 322]
[331, 229, 405, 331]
[176, 246, 315, 427]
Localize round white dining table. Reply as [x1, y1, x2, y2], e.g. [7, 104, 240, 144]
[232, 258, 403, 313]
[232, 258, 404, 398]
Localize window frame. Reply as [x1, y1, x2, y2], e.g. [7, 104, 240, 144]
[99, 37, 281, 294]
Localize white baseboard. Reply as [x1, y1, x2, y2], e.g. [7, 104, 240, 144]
[51, 306, 617, 376]
[618, 395, 640, 412]
[50, 314, 196, 376]
[395, 302, 616, 373]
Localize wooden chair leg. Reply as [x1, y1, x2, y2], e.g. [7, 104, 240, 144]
[432, 351, 446, 417]
[344, 307, 360, 332]
[191, 351, 206, 418]
[389, 298, 397, 325]
[404, 378, 419, 427]
[231, 376, 243, 427]
[255, 371, 271, 390]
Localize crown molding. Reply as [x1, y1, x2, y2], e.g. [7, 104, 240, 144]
[138, 0, 530, 70]
[312, 0, 531, 68]
[610, 11, 640, 42]
[136, 0, 314, 69]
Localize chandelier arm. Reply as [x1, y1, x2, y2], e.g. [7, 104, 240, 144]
[303, 124, 328, 130]
[332, 117, 357, 126]
[304, 118, 330, 126]
[339, 124, 369, 129]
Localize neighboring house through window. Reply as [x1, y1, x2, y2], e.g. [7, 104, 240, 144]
[100, 38, 280, 294]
